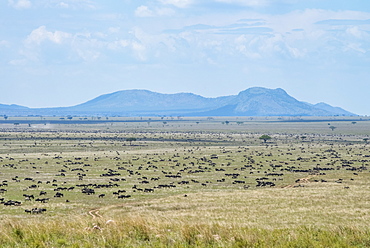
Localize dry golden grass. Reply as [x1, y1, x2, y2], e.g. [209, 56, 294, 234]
[100, 185, 370, 229]
[0, 118, 370, 247]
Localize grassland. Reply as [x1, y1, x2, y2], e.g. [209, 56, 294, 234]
[0, 116, 369, 247]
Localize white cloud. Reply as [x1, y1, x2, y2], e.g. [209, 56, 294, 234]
[215, 0, 268, 7]
[15, 8, 370, 67]
[0, 40, 9, 47]
[8, 0, 31, 9]
[107, 40, 130, 50]
[74, 48, 101, 62]
[19, 26, 72, 62]
[235, 36, 262, 58]
[135, 5, 176, 17]
[108, 27, 120, 34]
[131, 8, 370, 63]
[132, 41, 147, 61]
[159, 0, 193, 8]
[42, 0, 96, 10]
[9, 59, 27, 66]
[156, 7, 176, 16]
[57, 2, 69, 8]
[25, 26, 71, 45]
[344, 43, 366, 54]
[135, 6, 154, 17]
[346, 26, 368, 39]
[20, 26, 153, 63]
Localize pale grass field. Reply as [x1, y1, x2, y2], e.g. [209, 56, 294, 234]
[0, 117, 370, 247]
[101, 185, 370, 229]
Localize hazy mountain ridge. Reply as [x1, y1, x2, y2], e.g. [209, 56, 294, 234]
[0, 103, 29, 110]
[232, 88, 331, 116]
[0, 87, 356, 116]
[70, 90, 234, 112]
[312, 102, 353, 116]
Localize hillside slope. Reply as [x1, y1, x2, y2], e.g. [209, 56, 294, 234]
[0, 87, 356, 116]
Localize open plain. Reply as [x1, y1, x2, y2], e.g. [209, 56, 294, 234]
[0, 116, 370, 247]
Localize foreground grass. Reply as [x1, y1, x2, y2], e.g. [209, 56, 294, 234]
[1, 187, 370, 247]
[1, 215, 370, 247]
[0, 118, 370, 247]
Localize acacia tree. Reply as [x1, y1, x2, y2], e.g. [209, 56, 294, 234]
[259, 135, 272, 143]
[126, 137, 137, 146]
[329, 126, 337, 131]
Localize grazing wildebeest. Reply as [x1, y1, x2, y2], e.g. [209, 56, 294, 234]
[23, 194, 34, 201]
[82, 188, 95, 195]
[35, 198, 49, 203]
[118, 195, 131, 199]
[3, 200, 21, 206]
[31, 208, 47, 214]
[54, 192, 64, 198]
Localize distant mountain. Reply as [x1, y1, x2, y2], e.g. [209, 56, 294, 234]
[208, 87, 332, 116]
[68, 89, 234, 114]
[0, 104, 29, 116]
[0, 87, 356, 117]
[0, 103, 28, 110]
[312, 102, 354, 116]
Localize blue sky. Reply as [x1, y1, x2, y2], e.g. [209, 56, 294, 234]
[1, 0, 370, 115]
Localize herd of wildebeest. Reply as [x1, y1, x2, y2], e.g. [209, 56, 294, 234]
[0, 121, 369, 216]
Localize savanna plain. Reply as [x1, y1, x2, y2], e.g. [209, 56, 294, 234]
[1, 116, 370, 247]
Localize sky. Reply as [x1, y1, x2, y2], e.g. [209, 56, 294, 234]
[1, 0, 370, 115]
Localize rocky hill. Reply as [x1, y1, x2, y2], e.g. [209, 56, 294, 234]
[0, 87, 355, 116]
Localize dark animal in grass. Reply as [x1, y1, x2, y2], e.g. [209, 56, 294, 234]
[23, 194, 34, 200]
[256, 181, 275, 187]
[118, 195, 131, 199]
[3, 200, 21, 206]
[54, 192, 64, 197]
[25, 208, 47, 214]
[82, 188, 95, 195]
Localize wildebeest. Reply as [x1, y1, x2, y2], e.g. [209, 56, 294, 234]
[23, 194, 34, 200]
[54, 192, 64, 197]
[25, 208, 47, 214]
[118, 195, 131, 199]
[82, 188, 95, 195]
[3, 200, 21, 206]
